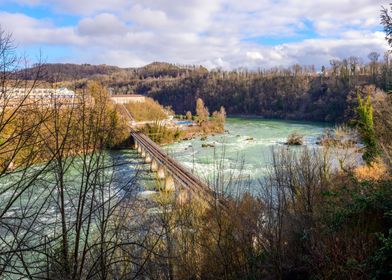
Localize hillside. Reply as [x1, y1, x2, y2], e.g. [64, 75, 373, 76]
[20, 59, 392, 123]
[20, 62, 204, 81]
[19, 63, 123, 82]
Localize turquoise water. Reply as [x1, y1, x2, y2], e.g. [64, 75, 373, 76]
[0, 117, 330, 277]
[163, 117, 329, 186]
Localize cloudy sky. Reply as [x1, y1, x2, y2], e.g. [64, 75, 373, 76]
[0, 0, 390, 69]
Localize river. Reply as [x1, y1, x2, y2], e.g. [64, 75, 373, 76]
[0, 118, 330, 203]
[159, 117, 330, 192]
[0, 117, 332, 278]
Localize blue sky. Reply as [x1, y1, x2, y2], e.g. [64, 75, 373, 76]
[0, 0, 389, 69]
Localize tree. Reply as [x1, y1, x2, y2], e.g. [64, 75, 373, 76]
[348, 56, 360, 78]
[381, 4, 392, 48]
[186, 111, 192, 120]
[368, 52, 380, 84]
[196, 98, 209, 125]
[321, 65, 326, 76]
[0, 29, 162, 279]
[212, 106, 226, 131]
[357, 92, 379, 164]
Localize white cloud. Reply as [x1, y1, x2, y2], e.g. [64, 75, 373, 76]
[77, 13, 128, 36]
[0, 0, 390, 69]
[246, 51, 264, 60]
[0, 12, 81, 45]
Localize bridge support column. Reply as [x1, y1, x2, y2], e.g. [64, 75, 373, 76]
[164, 174, 175, 192]
[137, 145, 142, 154]
[145, 153, 152, 163]
[157, 165, 166, 179]
[177, 189, 191, 205]
[151, 159, 158, 172]
[134, 141, 139, 150]
[141, 147, 146, 158]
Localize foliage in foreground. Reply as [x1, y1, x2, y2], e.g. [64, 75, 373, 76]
[137, 147, 391, 280]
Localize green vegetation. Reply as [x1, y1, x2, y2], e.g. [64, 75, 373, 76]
[20, 53, 392, 124]
[142, 121, 183, 144]
[194, 98, 226, 134]
[356, 93, 379, 164]
[145, 146, 391, 279]
[124, 97, 168, 121]
[140, 98, 226, 144]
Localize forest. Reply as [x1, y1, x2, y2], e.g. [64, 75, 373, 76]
[22, 53, 392, 123]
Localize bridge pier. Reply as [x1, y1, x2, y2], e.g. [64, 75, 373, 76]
[164, 174, 175, 192]
[157, 165, 166, 179]
[145, 153, 152, 163]
[151, 159, 158, 172]
[131, 131, 223, 208]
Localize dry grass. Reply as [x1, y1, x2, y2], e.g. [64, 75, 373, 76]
[354, 159, 390, 181]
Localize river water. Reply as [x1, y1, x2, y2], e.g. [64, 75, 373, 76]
[0, 118, 330, 203]
[162, 117, 330, 190]
[0, 117, 331, 278]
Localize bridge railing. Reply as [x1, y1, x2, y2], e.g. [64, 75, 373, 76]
[130, 128, 228, 209]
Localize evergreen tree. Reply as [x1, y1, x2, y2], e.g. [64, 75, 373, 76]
[381, 4, 392, 48]
[357, 93, 379, 164]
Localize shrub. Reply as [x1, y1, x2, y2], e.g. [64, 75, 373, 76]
[142, 121, 183, 144]
[286, 132, 304, 145]
[124, 97, 167, 121]
[356, 93, 379, 164]
[354, 160, 390, 182]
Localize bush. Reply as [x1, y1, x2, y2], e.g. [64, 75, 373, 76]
[354, 160, 390, 182]
[356, 93, 379, 164]
[142, 121, 183, 144]
[124, 97, 167, 121]
[286, 132, 304, 145]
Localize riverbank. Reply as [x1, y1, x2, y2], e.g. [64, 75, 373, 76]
[139, 118, 225, 145]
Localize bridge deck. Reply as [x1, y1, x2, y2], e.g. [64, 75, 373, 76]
[131, 129, 227, 208]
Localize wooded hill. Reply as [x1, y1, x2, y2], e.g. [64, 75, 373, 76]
[22, 56, 392, 122]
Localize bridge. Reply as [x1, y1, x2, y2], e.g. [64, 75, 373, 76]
[131, 129, 226, 208]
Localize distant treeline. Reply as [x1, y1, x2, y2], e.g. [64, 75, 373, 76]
[22, 53, 392, 122]
[146, 54, 392, 122]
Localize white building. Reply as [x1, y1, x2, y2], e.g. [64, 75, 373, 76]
[110, 94, 146, 104]
[2, 87, 82, 107]
[6, 87, 76, 99]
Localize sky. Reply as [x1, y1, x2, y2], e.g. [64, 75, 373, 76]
[0, 0, 390, 69]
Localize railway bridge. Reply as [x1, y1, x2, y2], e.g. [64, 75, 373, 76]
[131, 129, 226, 207]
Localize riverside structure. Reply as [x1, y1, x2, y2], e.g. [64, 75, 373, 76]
[131, 128, 227, 208]
[1, 87, 87, 107]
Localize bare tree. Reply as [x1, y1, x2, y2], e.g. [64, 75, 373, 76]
[0, 29, 165, 279]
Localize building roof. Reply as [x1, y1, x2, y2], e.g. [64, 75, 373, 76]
[110, 94, 144, 98]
